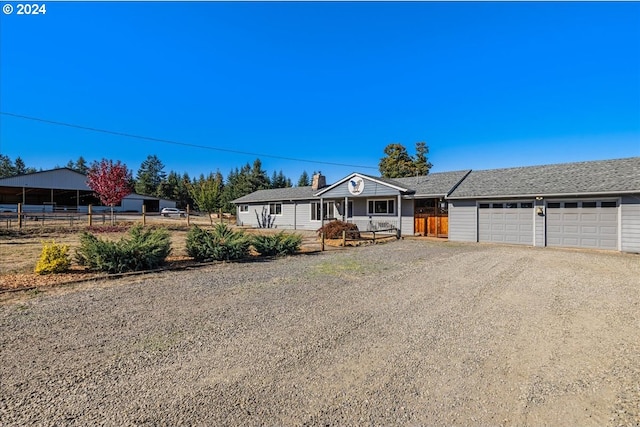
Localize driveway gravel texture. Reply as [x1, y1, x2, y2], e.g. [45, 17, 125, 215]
[1, 239, 639, 426]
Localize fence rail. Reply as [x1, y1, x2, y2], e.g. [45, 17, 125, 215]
[0, 204, 233, 229]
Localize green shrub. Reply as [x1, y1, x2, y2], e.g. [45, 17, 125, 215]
[317, 220, 360, 239]
[251, 232, 302, 256]
[75, 224, 171, 273]
[186, 224, 250, 262]
[35, 240, 71, 275]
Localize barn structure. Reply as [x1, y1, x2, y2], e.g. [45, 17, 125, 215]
[0, 168, 176, 213]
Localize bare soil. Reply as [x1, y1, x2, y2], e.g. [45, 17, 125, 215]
[1, 240, 639, 426]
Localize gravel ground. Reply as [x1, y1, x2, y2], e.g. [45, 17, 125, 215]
[1, 240, 639, 426]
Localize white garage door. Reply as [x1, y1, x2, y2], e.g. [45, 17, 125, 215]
[546, 200, 618, 250]
[478, 201, 534, 245]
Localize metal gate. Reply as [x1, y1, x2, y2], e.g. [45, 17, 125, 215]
[478, 201, 534, 245]
[546, 200, 618, 250]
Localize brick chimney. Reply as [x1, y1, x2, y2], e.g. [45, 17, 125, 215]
[311, 172, 326, 190]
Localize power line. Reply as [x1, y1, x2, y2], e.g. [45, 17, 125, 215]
[0, 111, 378, 170]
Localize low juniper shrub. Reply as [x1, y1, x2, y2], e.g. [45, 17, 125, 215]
[75, 224, 171, 273]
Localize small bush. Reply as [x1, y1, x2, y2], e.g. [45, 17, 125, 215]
[317, 220, 360, 239]
[252, 232, 302, 257]
[186, 224, 250, 262]
[35, 240, 71, 275]
[75, 224, 171, 273]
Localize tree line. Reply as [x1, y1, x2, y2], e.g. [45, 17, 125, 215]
[1, 141, 432, 214]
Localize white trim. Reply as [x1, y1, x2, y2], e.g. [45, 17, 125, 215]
[310, 200, 336, 222]
[268, 202, 283, 216]
[366, 198, 396, 216]
[315, 172, 409, 196]
[618, 196, 622, 251]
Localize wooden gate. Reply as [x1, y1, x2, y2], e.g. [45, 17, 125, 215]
[414, 199, 448, 237]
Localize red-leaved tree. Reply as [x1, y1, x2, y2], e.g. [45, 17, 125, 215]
[87, 159, 133, 224]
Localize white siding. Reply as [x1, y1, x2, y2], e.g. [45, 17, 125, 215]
[449, 200, 477, 242]
[621, 196, 640, 253]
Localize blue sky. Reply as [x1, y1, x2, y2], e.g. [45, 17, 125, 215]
[1, 1, 639, 184]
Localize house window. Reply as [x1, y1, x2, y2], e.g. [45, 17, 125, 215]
[347, 201, 353, 218]
[479, 203, 490, 209]
[239, 205, 249, 212]
[492, 203, 504, 209]
[269, 202, 282, 215]
[367, 199, 395, 215]
[601, 201, 617, 208]
[564, 202, 578, 208]
[547, 202, 561, 208]
[582, 201, 597, 208]
[311, 201, 335, 221]
[520, 202, 533, 208]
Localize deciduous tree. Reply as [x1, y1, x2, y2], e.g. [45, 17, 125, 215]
[86, 159, 133, 224]
[188, 171, 224, 225]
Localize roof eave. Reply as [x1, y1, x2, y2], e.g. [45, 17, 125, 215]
[446, 190, 640, 200]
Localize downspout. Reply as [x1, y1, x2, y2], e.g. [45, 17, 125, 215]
[397, 193, 402, 238]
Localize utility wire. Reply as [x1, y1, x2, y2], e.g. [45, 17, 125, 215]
[0, 111, 378, 170]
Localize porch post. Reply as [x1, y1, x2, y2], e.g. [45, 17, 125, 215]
[320, 197, 324, 229]
[344, 196, 348, 221]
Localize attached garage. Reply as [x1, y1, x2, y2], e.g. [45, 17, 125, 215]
[546, 200, 618, 250]
[478, 201, 534, 245]
[447, 157, 640, 253]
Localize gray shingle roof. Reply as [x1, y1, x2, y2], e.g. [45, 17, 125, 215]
[232, 186, 318, 204]
[394, 170, 471, 197]
[448, 157, 640, 199]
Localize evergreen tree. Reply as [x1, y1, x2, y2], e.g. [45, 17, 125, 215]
[13, 157, 27, 175]
[249, 159, 270, 191]
[222, 165, 252, 214]
[378, 143, 415, 178]
[271, 170, 291, 189]
[135, 155, 167, 196]
[413, 141, 433, 176]
[378, 142, 433, 178]
[297, 171, 311, 187]
[75, 156, 89, 174]
[0, 155, 15, 177]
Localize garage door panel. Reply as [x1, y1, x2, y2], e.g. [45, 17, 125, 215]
[563, 225, 579, 233]
[478, 202, 533, 245]
[547, 201, 618, 250]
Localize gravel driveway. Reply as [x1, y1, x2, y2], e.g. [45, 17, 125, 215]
[1, 240, 639, 426]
